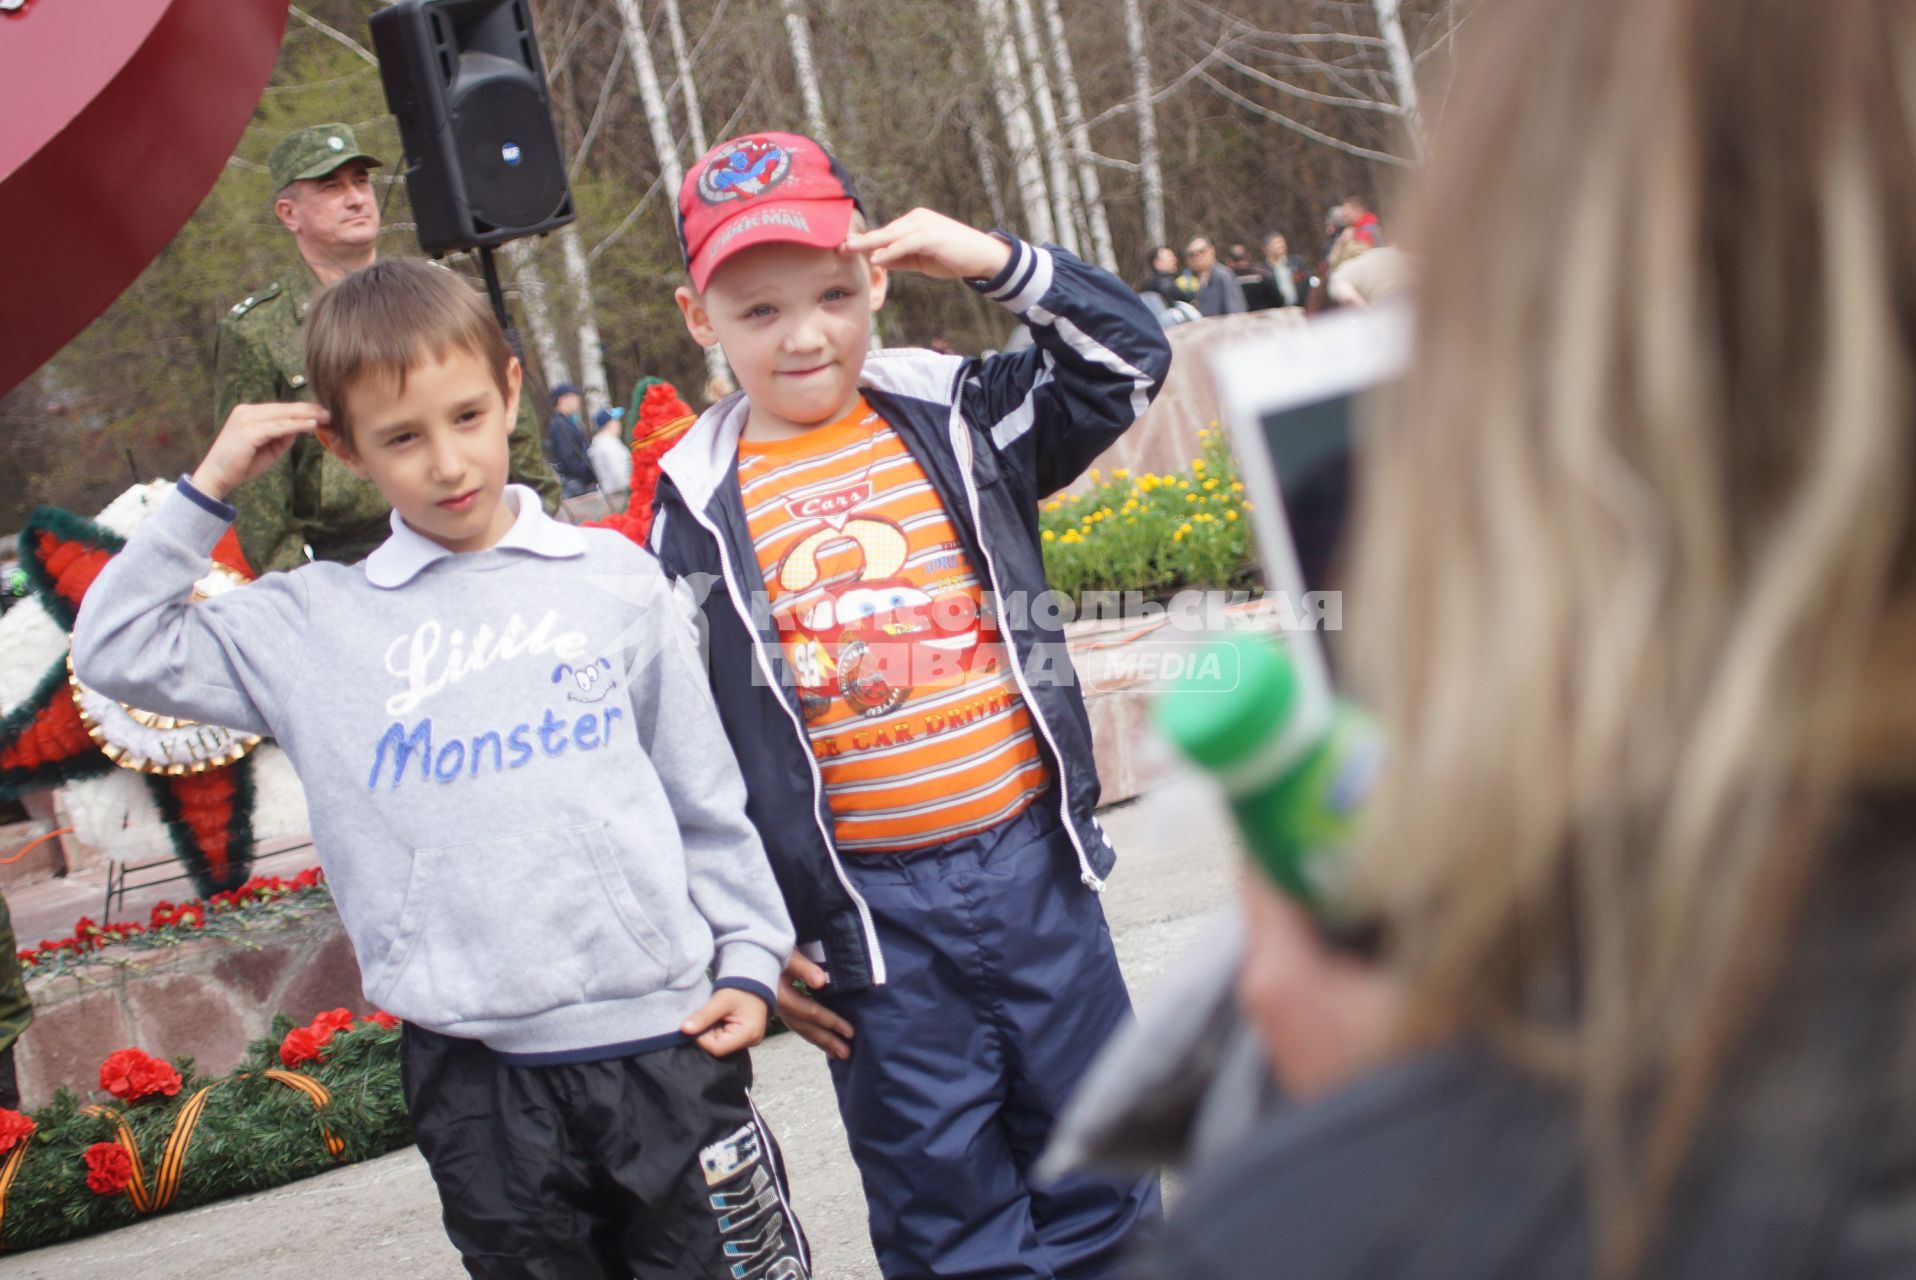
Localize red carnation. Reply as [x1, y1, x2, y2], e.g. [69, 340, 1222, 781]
[278, 1025, 326, 1068]
[84, 1142, 133, 1195]
[99, 1048, 181, 1102]
[133, 1058, 182, 1100]
[309, 1008, 355, 1039]
[365, 1011, 400, 1030]
[0, 1109, 34, 1154]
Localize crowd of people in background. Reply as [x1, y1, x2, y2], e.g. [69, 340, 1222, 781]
[540, 372, 735, 503]
[1139, 193, 1409, 323]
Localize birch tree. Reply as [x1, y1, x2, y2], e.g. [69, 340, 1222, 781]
[782, 0, 832, 147]
[965, 106, 1011, 230]
[662, 0, 709, 156]
[556, 223, 611, 410]
[1005, 0, 1081, 255]
[612, 0, 728, 380]
[505, 240, 572, 396]
[1038, 0, 1117, 272]
[613, 0, 686, 194]
[1178, 0, 1460, 166]
[1371, 0, 1424, 156]
[1122, 0, 1168, 249]
[976, 0, 1057, 245]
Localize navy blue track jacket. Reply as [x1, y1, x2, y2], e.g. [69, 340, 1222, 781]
[649, 235, 1173, 993]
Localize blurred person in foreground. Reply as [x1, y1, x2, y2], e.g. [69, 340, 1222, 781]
[1138, 0, 1916, 1276]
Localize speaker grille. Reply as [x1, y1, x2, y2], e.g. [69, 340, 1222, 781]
[452, 75, 568, 231]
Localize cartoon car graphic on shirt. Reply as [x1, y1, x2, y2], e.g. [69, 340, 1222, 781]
[772, 515, 982, 721]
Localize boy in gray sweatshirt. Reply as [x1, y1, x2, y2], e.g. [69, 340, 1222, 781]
[71, 260, 810, 1280]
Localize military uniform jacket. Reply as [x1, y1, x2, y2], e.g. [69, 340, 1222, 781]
[216, 262, 563, 573]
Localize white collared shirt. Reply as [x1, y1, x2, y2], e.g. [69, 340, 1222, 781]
[363, 485, 585, 589]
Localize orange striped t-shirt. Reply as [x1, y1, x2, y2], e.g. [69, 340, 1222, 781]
[735, 398, 1047, 852]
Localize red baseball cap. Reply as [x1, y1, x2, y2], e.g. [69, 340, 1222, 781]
[677, 131, 866, 292]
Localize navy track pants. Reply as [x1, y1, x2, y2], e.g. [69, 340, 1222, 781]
[821, 800, 1162, 1279]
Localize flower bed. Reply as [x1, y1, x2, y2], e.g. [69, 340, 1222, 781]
[1039, 427, 1257, 603]
[0, 1010, 408, 1252]
[19, 867, 328, 981]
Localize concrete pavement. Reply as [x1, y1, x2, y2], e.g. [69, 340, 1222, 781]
[0, 786, 1243, 1279]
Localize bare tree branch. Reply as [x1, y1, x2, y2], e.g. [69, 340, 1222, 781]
[571, 42, 627, 181]
[586, 100, 746, 267]
[585, 177, 664, 269]
[1195, 68, 1410, 166]
[288, 5, 377, 66]
[1173, 0, 1387, 48]
[1081, 37, 1233, 130]
[1210, 44, 1396, 113]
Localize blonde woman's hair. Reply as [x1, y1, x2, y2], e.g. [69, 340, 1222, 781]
[1351, 0, 1916, 1270]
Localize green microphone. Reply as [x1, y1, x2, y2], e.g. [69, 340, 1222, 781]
[1154, 635, 1381, 931]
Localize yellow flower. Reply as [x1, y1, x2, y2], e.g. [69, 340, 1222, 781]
[1114, 468, 1130, 479]
[1203, 477, 1219, 491]
[1044, 500, 1062, 512]
[1178, 522, 1193, 535]
[1211, 493, 1226, 503]
[1042, 529, 1056, 542]
[1178, 480, 1191, 490]
[1088, 468, 1101, 483]
[1186, 493, 1199, 503]
[1197, 427, 1210, 439]
[1231, 481, 1245, 493]
[1243, 500, 1254, 510]
[1173, 529, 1185, 542]
[1061, 529, 1083, 544]
[1225, 509, 1239, 522]
[1193, 458, 1207, 473]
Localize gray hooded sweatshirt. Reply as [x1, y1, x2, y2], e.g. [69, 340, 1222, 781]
[71, 482, 792, 1060]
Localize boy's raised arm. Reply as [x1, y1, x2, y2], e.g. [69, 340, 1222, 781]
[961, 231, 1173, 499]
[843, 207, 1171, 497]
[70, 404, 324, 739]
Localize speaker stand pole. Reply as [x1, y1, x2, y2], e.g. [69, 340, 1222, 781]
[477, 243, 549, 416]
[477, 244, 512, 340]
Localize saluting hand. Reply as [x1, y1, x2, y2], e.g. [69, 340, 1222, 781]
[189, 402, 331, 502]
[843, 208, 1013, 283]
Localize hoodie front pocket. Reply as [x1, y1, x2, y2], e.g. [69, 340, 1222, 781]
[376, 820, 673, 1025]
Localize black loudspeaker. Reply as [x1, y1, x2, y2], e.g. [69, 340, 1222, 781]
[369, 0, 574, 256]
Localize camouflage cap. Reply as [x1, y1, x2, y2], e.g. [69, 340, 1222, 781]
[268, 123, 384, 190]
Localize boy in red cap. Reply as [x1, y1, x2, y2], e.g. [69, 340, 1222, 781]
[652, 131, 1171, 1277]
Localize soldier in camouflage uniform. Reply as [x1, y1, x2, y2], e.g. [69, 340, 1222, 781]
[0, 892, 31, 1109]
[218, 123, 560, 572]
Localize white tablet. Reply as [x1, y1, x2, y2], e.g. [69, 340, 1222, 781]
[1208, 304, 1412, 696]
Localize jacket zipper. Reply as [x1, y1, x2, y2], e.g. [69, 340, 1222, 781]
[945, 402, 1106, 891]
[683, 497, 888, 984]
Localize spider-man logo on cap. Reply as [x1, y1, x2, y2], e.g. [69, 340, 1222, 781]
[677, 131, 867, 292]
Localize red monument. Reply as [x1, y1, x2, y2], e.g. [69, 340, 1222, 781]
[0, 0, 288, 396]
